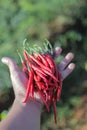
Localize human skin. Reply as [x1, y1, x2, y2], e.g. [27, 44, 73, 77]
[0, 47, 75, 130]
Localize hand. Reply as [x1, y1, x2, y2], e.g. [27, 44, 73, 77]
[1, 47, 75, 105]
[53, 47, 75, 80]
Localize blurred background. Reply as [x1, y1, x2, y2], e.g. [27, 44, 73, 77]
[0, 0, 87, 130]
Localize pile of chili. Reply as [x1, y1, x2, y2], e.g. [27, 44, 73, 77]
[21, 49, 62, 123]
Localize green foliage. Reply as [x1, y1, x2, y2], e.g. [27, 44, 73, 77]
[58, 105, 73, 119]
[0, 0, 85, 44]
[0, 110, 8, 120]
[69, 96, 81, 106]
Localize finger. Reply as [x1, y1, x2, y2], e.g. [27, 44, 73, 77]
[53, 47, 62, 60]
[1, 57, 28, 97]
[1, 57, 20, 75]
[58, 52, 74, 71]
[61, 63, 75, 80]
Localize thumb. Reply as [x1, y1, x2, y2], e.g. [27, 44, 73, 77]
[1, 57, 27, 99]
[1, 57, 20, 75]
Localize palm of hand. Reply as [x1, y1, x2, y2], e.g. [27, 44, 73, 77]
[1, 47, 75, 104]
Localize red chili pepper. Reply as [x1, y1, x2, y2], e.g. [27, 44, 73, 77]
[38, 90, 50, 112]
[22, 60, 26, 71]
[30, 63, 47, 76]
[36, 75, 41, 81]
[23, 69, 34, 102]
[34, 74, 41, 82]
[52, 98, 57, 124]
[35, 70, 48, 88]
[30, 83, 34, 98]
[23, 50, 29, 61]
[22, 49, 62, 124]
[22, 60, 29, 77]
[36, 81, 46, 90]
[38, 54, 49, 67]
[29, 54, 52, 73]
[41, 67, 59, 82]
[46, 54, 55, 66]
[56, 87, 62, 101]
[36, 81, 42, 90]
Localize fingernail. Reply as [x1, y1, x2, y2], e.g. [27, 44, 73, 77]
[66, 53, 74, 60]
[55, 47, 62, 53]
[69, 63, 75, 69]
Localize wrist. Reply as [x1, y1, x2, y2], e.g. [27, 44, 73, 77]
[13, 98, 42, 130]
[14, 97, 43, 112]
[0, 97, 42, 130]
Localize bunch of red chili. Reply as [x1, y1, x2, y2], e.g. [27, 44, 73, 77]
[21, 50, 62, 123]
